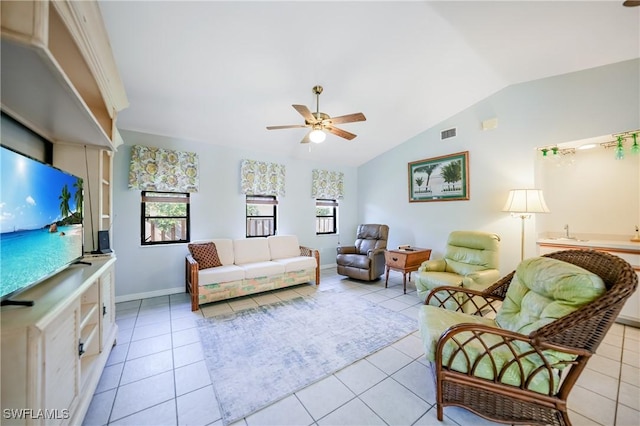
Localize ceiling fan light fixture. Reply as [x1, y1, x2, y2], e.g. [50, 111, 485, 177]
[309, 128, 326, 143]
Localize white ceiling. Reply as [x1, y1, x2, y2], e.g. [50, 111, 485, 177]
[98, 1, 640, 167]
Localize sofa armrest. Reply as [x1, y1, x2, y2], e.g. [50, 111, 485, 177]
[300, 245, 321, 285]
[419, 258, 446, 272]
[185, 254, 200, 311]
[337, 245, 357, 255]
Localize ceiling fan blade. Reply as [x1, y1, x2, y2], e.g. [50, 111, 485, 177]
[324, 112, 366, 126]
[300, 132, 311, 144]
[325, 125, 357, 140]
[292, 104, 316, 123]
[266, 124, 309, 130]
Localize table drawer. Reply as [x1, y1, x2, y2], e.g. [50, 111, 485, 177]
[385, 249, 431, 269]
[385, 252, 408, 268]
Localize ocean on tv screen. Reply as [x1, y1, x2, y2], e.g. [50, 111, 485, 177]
[0, 146, 83, 299]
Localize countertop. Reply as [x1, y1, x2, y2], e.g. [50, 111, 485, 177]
[537, 238, 640, 252]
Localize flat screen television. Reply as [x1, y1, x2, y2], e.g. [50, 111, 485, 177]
[0, 145, 84, 304]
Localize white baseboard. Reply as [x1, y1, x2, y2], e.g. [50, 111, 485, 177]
[115, 286, 185, 303]
[320, 263, 337, 269]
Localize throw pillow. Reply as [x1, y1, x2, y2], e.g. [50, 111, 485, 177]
[188, 242, 222, 270]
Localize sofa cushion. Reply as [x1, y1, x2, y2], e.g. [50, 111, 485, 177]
[272, 256, 317, 272]
[267, 235, 301, 260]
[241, 261, 285, 279]
[191, 239, 234, 265]
[198, 264, 245, 285]
[188, 242, 222, 269]
[233, 238, 271, 264]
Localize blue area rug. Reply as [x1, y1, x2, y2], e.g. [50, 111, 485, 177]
[197, 291, 417, 425]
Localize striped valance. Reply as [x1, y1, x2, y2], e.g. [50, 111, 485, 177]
[240, 159, 286, 196]
[128, 145, 199, 192]
[311, 169, 344, 199]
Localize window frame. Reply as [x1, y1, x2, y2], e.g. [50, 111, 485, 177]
[246, 195, 277, 238]
[315, 198, 338, 235]
[140, 191, 191, 246]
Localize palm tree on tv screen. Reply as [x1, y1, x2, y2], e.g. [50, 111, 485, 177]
[73, 178, 83, 217]
[59, 184, 71, 220]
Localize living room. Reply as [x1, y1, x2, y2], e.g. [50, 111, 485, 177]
[88, 1, 639, 305]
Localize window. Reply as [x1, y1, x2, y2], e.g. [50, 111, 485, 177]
[316, 199, 338, 235]
[141, 191, 190, 245]
[246, 195, 277, 237]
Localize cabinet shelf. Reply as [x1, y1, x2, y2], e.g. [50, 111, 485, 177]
[80, 323, 98, 354]
[80, 303, 98, 330]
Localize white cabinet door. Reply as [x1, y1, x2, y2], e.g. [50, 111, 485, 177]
[41, 301, 80, 425]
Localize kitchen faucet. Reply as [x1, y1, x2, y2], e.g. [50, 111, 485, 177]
[564, 224, 570, 238]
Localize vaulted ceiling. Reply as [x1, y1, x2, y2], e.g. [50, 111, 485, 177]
[98, 1, 640, 167]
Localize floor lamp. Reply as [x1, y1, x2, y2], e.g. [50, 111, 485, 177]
[503, 189, 550, 260]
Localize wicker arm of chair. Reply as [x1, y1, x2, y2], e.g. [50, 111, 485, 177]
[433, 322, 590, 423]
[300, 245, 321, 285]
[425, 286, 504, 316]
[185, 254, 200, 311]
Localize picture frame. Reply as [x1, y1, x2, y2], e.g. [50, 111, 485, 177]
[408, 151, 469, 202]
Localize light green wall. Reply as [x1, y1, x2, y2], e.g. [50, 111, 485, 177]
[112, 131, 358, 300]
[111, 59, 639, 300]
[357, 59, 639, 274]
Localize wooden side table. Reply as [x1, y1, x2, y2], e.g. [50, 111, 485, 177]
[384, 248, 432, 293]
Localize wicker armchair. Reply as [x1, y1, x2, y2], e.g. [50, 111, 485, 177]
[419, 249, 638, 426]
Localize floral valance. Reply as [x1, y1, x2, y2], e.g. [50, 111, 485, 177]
[240, 159, 286, 196]
[128, 145, 199, 192]
[311, 169, 344, 199]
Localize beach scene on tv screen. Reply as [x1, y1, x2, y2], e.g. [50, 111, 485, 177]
[0, 147, 83, 299]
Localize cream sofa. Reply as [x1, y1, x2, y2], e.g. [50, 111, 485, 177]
[185, 235, 319, 310]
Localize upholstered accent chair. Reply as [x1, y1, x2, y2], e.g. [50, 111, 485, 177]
[336, 224, 389, 281]
[419, 249, 638, 426]
[415, 230, 500, 307]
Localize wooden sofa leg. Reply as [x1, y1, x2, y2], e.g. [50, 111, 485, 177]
[186, 256, 200, 311]
[315, 250, 320, 285]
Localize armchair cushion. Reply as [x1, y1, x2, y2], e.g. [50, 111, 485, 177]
[419, 306, 561, 395]
[496, 257, 606, 335]
[337, 254, 370, 270]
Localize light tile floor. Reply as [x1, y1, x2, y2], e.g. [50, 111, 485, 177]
[84, 268, 640, 426]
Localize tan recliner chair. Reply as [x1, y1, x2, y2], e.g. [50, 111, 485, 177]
[415, 230, 500, 306]
[336, 224, 389, 281]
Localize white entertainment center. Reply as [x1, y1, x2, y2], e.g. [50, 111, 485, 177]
[1, 257, 116, 425]
[1, 1, 128, 424]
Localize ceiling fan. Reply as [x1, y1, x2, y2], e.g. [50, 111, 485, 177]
[266, 85, 366, 144]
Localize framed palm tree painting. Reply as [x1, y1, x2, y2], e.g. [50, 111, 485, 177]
[408, 151, 469, 202]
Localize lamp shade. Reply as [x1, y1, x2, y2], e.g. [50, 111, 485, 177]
[503, 189, 550, 214]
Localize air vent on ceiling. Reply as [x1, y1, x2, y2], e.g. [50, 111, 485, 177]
[441, 127, 457, 140]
